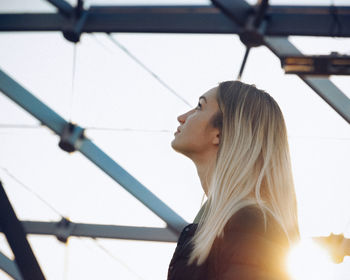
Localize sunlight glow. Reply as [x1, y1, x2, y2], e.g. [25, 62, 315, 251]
[287, 238, 335, 280]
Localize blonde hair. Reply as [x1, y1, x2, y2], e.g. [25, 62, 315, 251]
[189, 81, 300, 265]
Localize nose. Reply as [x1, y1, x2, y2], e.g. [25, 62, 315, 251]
[177, 112, 186, 124]
[177, 109, 193, 124]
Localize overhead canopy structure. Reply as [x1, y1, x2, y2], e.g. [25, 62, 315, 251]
[0, 0, 349, 279]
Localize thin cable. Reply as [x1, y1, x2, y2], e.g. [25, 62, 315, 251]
[90, 33, 114, 54]
[69, 43, 78, 121]
[287, 135, 350, 141]
[0, 123, 172, 134]
[82, 238, 146, 280]
[85, 126, 172, 133]
[0, 124, 43, 129]
[63, 239, 70, 280]
[0, 167, 64, 217]
[0, 124, 348, 140]
[106, 33, 192, 108]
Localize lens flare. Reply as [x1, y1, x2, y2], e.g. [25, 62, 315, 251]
[287, 238, 335, 280]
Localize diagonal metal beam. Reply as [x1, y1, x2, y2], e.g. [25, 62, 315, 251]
[212, 0, 350, 124]
[0, 69, 188, 234]
[263, 36, 350, 124]
[0, 5, 349, 36]
[46, 0, 74, 17]
[211, 0, 253, 26]
[0, 251, 23, 280]
[0, 181, 45, 280]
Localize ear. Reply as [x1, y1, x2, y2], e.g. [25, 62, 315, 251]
[212, 129, 220, 145]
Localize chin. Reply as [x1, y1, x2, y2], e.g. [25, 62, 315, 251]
[171, 138, 179, 151]
[171, 141, 192, 159]
[170, 137, 180, 149]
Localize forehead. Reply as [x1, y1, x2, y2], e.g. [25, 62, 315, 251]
[202, 86, 218, 99]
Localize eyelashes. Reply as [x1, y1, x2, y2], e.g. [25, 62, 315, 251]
[195, 101, 202, 110]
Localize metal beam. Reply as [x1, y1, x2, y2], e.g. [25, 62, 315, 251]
[46, 0, 74, 17]
[211, 0, 252, 26]
[213, 0, 350, 124]
[0, 181, 45, 280]
[0, 251, 23, 280]
[264, 36, 350, 124]
[6, 221, 178, 242]
[0, 5, 349, 36]
[0, 69, 188, 234]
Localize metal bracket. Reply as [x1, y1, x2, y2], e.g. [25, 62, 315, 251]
[239, 17, 267, 47]
[58, 122, 85, 153]
[54, 217, 75, 243]
[239, 0, 269, 47]
[62, 0, 89, 43]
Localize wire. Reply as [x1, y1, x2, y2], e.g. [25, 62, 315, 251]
[287, 135, 350, 141]
[80, 237, 146, 280]
[69, 43, 78, 121]
[2, 124, 349, 140]
[0, 167, 64, 217]
[90, 33, 114, 54]
[63, 239, 70, 280]
[85, 126, 172, 133]
[105, 33, 192, 108]
[0, 123, 173, 134]
[0, 124, 43, 129]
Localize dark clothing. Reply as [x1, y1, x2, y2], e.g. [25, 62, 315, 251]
[168, 206, 291, 280]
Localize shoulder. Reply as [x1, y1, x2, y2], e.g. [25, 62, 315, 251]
[207, 206, 291, 278]
[223, 205, 289, 246]
[225, 205, 265, 231]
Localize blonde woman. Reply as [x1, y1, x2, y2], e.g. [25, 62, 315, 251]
[168, 81, 300, 280]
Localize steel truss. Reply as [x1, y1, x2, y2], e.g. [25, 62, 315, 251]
[0, 5, 350, 37]
[0, 0, 350, 279]
[0, 68, 187, 279]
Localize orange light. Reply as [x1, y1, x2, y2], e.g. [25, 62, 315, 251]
[287, 238, 335, 280]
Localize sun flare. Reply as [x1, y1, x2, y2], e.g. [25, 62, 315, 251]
[287, 238, 335, 280]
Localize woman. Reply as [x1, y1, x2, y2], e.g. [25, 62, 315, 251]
[168, 81, 300, 280]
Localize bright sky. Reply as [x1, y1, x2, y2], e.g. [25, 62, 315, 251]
[0, 0, 350, 279]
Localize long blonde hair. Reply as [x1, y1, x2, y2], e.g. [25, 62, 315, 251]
[189, 81, 300, 265]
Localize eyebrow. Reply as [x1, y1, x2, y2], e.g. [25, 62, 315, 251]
[199, 96, 207, 103]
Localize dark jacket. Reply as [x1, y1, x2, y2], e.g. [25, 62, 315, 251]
[168, 206, 291, 280]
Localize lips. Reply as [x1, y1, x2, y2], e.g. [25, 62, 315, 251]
[174, 127, 181, 136]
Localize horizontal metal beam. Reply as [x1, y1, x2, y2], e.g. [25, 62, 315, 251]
[0, 251, 23, 280]
[0, 6, 240, 34]
[14, 221, 179, 242]
[0, 69, 188, 234]
[263, 36, 350, 124]
[0, 5, 349, 36]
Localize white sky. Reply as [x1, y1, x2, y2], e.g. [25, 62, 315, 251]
[0, 0, 350, 279]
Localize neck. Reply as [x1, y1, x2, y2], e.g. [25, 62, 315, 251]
[193, 154, 217, 196]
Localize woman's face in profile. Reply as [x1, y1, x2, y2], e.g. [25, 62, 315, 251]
[171, 86, 220, 159]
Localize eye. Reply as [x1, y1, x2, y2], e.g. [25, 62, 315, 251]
[195, 101, 202, 110]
